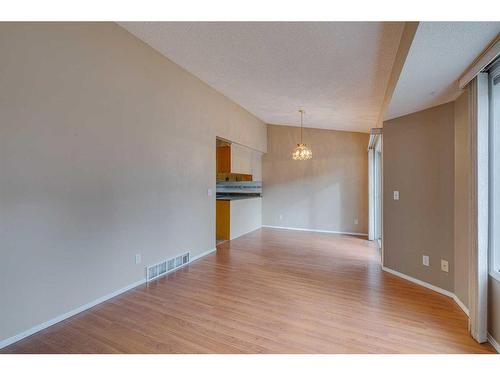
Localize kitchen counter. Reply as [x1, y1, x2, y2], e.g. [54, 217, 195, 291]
[216, 195, 261, 201]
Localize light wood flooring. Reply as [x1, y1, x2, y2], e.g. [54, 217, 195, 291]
[1, 228, 495, 353]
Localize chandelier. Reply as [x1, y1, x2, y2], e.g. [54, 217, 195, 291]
[292, 109, 312, 160]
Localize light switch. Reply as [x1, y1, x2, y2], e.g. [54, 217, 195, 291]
[423, 255, 429, 267]
[393, 191, 400, 200]
[207, 188, 212, 196]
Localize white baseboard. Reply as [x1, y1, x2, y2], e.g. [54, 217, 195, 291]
[382, 266, 470, 317]
[262, 225, 368, 237]
[488, 333, 500, 353]
[0, 246, 218, 350]
[382, 266, 455, 297]
[452, 295, 470, 317]
[191, 247, 217, 262]
[230, 226, 262, 241]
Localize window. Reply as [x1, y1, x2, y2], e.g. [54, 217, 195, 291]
[489, 58, 500, 280]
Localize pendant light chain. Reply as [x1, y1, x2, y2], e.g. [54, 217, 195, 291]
[300, 109, 303, 144]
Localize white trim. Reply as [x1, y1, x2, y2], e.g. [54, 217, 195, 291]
[489, 61, 500, 284]
[0, 246, 218, 350]
[190, 247, 217, 262]
[382, 266, 470, 317]
[368, 148, 375, 240]
[452, 295, 470, 317]
[382, 266, 454, 297]
[262, 225, 367, 237]
[367, 127, 382, 150]
[230, 227, 262, 241]
[469, 73, 490, 343]
[368, 129, 383, 242]
[459, 37, 500, 89]
[488, 333, 500, 353]
[379, 135, 384, 266]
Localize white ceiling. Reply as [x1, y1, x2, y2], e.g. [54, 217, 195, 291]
[386, 22, 500, 120]
[120, 22, 404, 132]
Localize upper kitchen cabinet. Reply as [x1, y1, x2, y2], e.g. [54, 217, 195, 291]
[217, 139, 263, 180]
[216, 140, 231, 174]
[216, 145, 231, 174]
[231, 143, 252, 175]
[231, 143, 262, 179]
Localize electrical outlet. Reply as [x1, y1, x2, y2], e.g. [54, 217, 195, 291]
[393, 191, 400, 200]
[422, 255, 430, 267]
[207, 188, 212, 196]
[135, 254, 142, 264]
[441, 259, 449, 272]
[354, 218, 359, 225]
[279, 214, 283, 221]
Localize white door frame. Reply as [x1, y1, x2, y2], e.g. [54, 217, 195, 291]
[368, 149, 375, 240]
[468, 73, 489, 343]
[375, 139, 383, 245]
[368, 128, 383, 247]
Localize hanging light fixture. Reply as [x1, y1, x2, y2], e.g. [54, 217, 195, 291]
[292, 109, 312, 160]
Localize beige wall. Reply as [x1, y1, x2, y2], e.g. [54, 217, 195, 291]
[0, 22, 266, 343]
[383, 102, 455, 292]
[454, 90, 471, 307]
[384, 92, 500, 347]
[262, 125, 369, 234]
[230, 198, 262, 240]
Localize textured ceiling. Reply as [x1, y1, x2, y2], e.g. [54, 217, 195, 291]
[386, 22, 500, 120]
[120, 22, 404, 132]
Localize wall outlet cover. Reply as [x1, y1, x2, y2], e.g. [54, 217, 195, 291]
[354, 218, 359, 225]
[135, 254, 142, 264]
[441, 259, 449, 272]
[393, 191, 400, 200]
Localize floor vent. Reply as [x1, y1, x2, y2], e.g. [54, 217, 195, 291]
[146, 251, 190, 282]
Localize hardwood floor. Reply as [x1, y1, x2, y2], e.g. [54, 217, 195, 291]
[1, 228, 495, 353]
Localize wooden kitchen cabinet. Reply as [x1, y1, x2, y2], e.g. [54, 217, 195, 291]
[231, 143, 252, 175]
[216, 200, 230, 241]
[216, 145, 231, 174]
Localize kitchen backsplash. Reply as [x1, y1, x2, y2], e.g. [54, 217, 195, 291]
[216, 172, 253, 182]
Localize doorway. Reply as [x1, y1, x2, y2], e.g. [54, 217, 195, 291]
[368, 128, 383, 253]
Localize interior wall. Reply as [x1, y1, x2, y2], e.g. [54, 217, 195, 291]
[383, 102, 455, 292]
[0, 22, 266, 343]
[454, 90, 470, 307]
[230, 197, 262, 240]
[262, 124, 369, 234]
